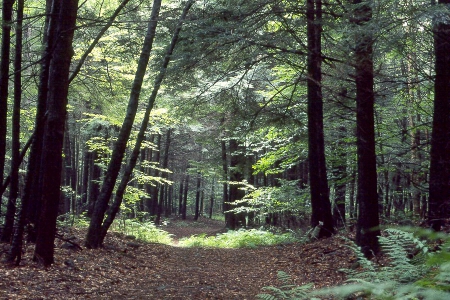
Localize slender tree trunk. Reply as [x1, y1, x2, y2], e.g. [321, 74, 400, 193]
[0, 0, 14, 206]
[21, 0, 53, 240]
[428, 0, 450, 231]
[85, 0, 162, 249]
[221, 135, 230, 225]
[182, 174, 189, 219]
[34, 0, 78, 266]
[150, 135, 161, 215]
[156, 128, 173, 224]
[178, 178, 184, 215]
[194, 172, 201, 221]
[209, 177, 215, 219]
[307, 0, 334, 237]
[352, 0, 380, 257]
[1, 0, 24, 243]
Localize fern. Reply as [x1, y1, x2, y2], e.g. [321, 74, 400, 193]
[257, 271, 314, 300]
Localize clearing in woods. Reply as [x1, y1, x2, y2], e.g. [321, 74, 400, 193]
[0, 217, 354, 299]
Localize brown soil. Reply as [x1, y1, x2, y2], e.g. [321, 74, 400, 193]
[0, 217, 355, 299]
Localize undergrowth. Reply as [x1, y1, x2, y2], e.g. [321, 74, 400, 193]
[58, 213, 173, 245]
[109, 219, 173, 245]
[258, 228, 450, 299]
[178, 228, 299, 248]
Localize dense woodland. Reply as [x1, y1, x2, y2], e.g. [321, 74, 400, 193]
[0, 0, 449, 274]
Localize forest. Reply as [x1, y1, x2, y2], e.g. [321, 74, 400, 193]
[0, 0, 450, 298]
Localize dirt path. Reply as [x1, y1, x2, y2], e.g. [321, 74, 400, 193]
[0, 218, 355, 299]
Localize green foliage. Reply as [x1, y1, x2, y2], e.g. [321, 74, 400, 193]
[227, 179, 310, 223]
[110, 219, 173, 245]
[179, 228, 298, 249]
[257, 271, 314, 300]
[319, 229, 450, 299]
[257, 228, 450, 299]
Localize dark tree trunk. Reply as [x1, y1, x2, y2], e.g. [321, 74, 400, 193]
[227, 139, 246, 229]
[87, 151, 101, 217]
[34, 0, 78, 266]
[352, 0, 380, 257]
[156, 128, 173, 224]
[182, 174, 189, 220]
[209, 177, 215, 219]
[85, 0, 162, 249]
[221, 137, 230, 225]
[428, 0, 450, 231]
[150, 134, 161, 215]
[0, 0, 14, 205]
[332, 132, 347, 229]
[1, 0, 24, 243]
[80, 150, 90, 207]
[194, 172, 201, 221]
[12, 0, 52, 247]
[178, 178, 184, 215]
[307, 0, 334, 237]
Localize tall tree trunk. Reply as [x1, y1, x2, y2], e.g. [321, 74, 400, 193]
[0, 0, 14, 205]
[156, 128, 173, 224]
[150, 135, 161, 215]
[1, 0, 24, 243]
[34, 0, 78, 266]
[21, 0, 53, 240]
[85, 0, 162, 249]
[221, 135, 230, 226]
[227, 139, 246, 229]
[209, 177, 215, 219]
[428, 0, 450, 231]
[178, 177, 184, 215]
[307, 0, 334, 237]
[352, 0, 380, 257]
[182, 174, 189, 220]
[194, 172, 201, 221]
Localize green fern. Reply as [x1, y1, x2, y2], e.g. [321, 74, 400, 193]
[257, 271, 314, 300]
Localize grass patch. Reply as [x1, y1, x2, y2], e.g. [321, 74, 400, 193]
[178, 228, 299, 248]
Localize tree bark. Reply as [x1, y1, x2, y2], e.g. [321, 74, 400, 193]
[352, 0, 380, 257]
[85, 0, 162, 249]
[1, 0, 24, 243]
[428, 0, 450, 231]
[0, 0, 14, 206]
[307, 0, 334, 237]
[34, 0, 78, 266]
[194, 172, 201, 221]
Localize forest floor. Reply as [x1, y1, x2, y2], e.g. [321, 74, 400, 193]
[0, 217, 356, 299]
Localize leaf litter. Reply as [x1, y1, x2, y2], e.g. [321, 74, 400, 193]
[1, 218, 355, 299]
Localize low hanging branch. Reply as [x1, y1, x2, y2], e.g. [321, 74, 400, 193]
[98, 0, 196, 245]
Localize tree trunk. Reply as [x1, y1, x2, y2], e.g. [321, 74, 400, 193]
[85, 0, 162, 249]
[227, 139, 246, 229]
[209, 177, 215, 219]
[352, 0, 380, 257]
[20, 0, 54, 240]
[1, 0, 24, 243]
[194, 172, 201, 221]
[0, 0, 14, 205]
[156, 128, 173, 224]
[307, 0, 334, 237]
[34, 0, 78, 266]
[428, 0, 450, 231]
[182, 174, 189, 220]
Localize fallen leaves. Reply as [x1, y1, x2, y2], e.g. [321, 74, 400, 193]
[0, 218, 355, 299]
